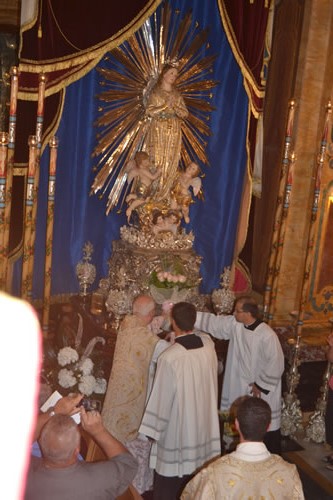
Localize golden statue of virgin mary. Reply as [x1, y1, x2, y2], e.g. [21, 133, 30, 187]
[91, 3, 216, 221]
[144, 64, 188, 201]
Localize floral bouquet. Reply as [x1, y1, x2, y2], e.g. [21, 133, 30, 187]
[149, 255, 193, 290]
[43, 313, 108, 398]
[150, 269, 188, 289]
[57, 341, 107, 397]
[149, 256, 193, 304]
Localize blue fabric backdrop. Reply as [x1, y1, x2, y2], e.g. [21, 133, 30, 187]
[16, 0, 248, 298]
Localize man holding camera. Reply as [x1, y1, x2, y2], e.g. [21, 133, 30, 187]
[24, 394, 137, 500]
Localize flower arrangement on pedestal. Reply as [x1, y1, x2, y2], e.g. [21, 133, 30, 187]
[149, 256, 195, 304]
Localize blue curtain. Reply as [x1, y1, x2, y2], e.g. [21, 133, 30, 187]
[18, 0, 248, 298]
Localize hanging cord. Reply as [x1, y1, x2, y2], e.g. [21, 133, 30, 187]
[38, 0, 43, 38]
[47, 0, 82, 51]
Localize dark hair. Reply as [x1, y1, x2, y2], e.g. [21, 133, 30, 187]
[171, 302, 196, 331]
[152, 210, 164, 225]
[134, 151, 149, 165]
[236, 295, 260, 319]
[157, 64, 178, 86]
[236, 397, 271, 441]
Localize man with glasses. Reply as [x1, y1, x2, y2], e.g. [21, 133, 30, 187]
[195, 295, 284, 453]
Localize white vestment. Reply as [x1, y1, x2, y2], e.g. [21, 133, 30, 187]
[195, 313, 284, 431]
[181, 441, 305, 499]
[139, 333, 221, 478]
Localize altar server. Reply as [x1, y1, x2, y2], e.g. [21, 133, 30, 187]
[195, 295, 284, 454]
[140, 302, 221, 500]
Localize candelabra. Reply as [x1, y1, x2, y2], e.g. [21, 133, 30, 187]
[105, 288, 133, 330]
[280, 312, 304, 437]
[211, 266, 235, 314]
[76, 242, 96, 297]
[305, 318, 333, 443]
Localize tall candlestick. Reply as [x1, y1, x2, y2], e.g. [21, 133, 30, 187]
[21, 136, 38, 299]
[26, 73, 47, 297]
[3, 67, 19, 290]
[0, 132, 9, 289]
[263, 100, 295, 322]
[295, 101, 332, 337]
[42, 136, 59, 336]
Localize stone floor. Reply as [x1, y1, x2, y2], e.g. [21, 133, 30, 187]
[282, 437, 333, 499]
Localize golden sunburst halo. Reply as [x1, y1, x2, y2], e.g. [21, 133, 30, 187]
[91, 2, 218, 215]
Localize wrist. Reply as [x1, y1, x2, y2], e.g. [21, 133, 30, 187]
[47, 406, 57, 417]
[88, 425, 107, 440]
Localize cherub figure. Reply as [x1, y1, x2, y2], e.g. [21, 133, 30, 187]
[125, 151, 160, 221]
[151, 210, 167, 236]
[170, 162, 202, 223]
[163, 210, 181, 235]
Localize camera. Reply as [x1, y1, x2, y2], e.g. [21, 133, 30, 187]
[79, 398, 101, 412]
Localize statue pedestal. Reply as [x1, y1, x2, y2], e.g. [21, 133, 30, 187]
[105, 231, 208, 309]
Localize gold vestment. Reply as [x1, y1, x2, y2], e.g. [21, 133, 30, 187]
[182, 453, 305, 499]
[101, 314, 159, 442]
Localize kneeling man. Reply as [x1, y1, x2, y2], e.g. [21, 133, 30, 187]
[182, 397, 304, 499]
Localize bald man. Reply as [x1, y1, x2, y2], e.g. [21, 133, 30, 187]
[102, 294, 170, 494]
[24, 406, 137, 500]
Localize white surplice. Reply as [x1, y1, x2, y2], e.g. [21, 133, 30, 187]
[139, 333, 221, 477]
[195, 313, 284, 431]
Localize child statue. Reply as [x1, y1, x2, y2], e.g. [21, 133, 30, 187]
[125, 151, 160, 221]
[170, 162, 202, 223]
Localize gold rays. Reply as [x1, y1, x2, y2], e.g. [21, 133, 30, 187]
[91, 2, 217, 214]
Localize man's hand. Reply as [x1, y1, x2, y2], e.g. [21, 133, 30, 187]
[54, 393, 82, 416]
[80, 407, 104, 438]
[249, 383, 261, 398]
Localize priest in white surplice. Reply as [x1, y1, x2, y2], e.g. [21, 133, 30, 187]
[139, 302, 221, 500]
[195, 295, 284, 454]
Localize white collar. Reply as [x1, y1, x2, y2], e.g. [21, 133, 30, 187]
[232, 441, 271, 462]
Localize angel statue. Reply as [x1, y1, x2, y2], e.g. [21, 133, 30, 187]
[170, 162, 202, 224]
[125, 151, 160, 221]
[91, 3, 217, 226]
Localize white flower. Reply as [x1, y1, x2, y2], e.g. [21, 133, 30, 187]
[57, 347, 79, 367]
[79, 358, 94, 375]
[94, 377, 107, 394]
[78, 375, 96, 396]
[58, 368, 77, 388]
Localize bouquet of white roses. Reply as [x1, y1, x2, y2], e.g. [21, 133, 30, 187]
[57, 341, 107, 397]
